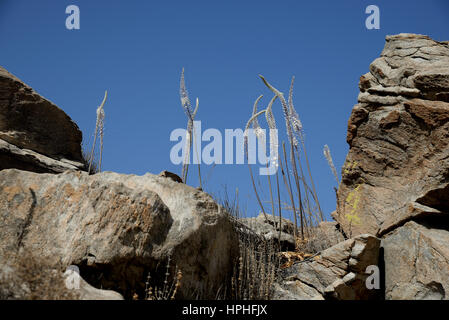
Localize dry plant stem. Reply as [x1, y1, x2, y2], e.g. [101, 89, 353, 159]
[192, 125, 203, 189]
[89, 91, 107, 174]
[259, 75, 305, 239]
[183, 158, 189, 184]
[276, 161, 283, 245]
[99, 121, 104, 172]
[180, 69, 200, 185]
[266, 162, 276, 223]
[295, 146, 313, 225]
[295, 148, 322, 231]
[88, 124, 98, 174]
[289, 144, 305, 239]
[280, 142, 298, 239]
[301, 139, 324, 221]
[295, 173, 321, 227]
[283, 142, 303, 239]
[247, 162, 269, 222]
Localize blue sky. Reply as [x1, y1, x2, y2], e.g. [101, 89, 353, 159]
[1, 0, 448, 221]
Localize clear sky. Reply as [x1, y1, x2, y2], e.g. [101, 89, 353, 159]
[1, 0, 448, 221]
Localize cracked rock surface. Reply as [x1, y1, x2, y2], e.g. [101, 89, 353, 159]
[335, 33, 449, 237]
[333, 34, 449, 300]
[273, 234, 381, 300]
[0, 169, 239, 299]
[0, 66, 85, 173]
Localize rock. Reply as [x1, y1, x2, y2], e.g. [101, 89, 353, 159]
[61, 268, 124, 300]
[382, 220, 449, 300]
[0, 256, 123, 300]
[240, 213, 296, 251]
[335, 33, 449, 300]
[0, 248, 79, 300]
[158, 170, 183, 183]
[240, 214, 345, 253]
[77, 277, 124, 300]
[0, 138, 85, 173]
[298, 221, 346, 253]
[0, 66, 84, 173]
[0, 169, 239, 299]
[272, 234, 381, 300]
[334, 34, 449, 237]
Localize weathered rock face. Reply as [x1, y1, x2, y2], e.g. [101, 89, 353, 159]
[0, 138, 85, 173]
[382, 220, 449, 300]
[301, 221, 346, 253]
[0, 66, 84, 173]
[240, 215, 346, 253]
[0, 169, 239, 299]
[273, 234, 381, 300]
[335, 34, 449, 300]
[335, 34, 449, 237]
[240, 213, 297, 251]
[65, 272, 124, 300]
[0, 254, 123, 300]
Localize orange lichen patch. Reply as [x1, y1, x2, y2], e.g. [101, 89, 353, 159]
[62, 183, 75, 197]
[61, 183, 85, 204]
[43, 185, 57, 201]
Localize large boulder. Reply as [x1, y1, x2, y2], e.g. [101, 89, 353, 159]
[0, 66, 84, 173]
[0, 252, 123, 300]
[334, 33, 449, 300]
[0, 138, 85, 173]
[0, 169, 239, 299]
[334, 34, 449, 237]
[273, 234, 381, 300]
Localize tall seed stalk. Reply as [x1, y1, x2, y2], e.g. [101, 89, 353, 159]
[88, 90, 107, 174]
[179, 68, 202, 188]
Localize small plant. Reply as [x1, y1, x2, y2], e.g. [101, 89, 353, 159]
[231, 237, 280, 300]
[0, 249, 79, 300]
[243, 75, 324, 245]
[179, 68, 202, 188]
[82, 148, 98, 174]
[145, 256, 182, 300]
[88, 90, 108, 174]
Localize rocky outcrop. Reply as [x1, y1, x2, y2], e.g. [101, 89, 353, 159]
[382, 220, 449, 300]
[273, 234, 381, 300]
[0, 169, 239, 299]
[0, 66, 85, 173]
[0, 255, 123, 300]
[64, 272, 124, 300]
[334, 34, 449, 300]
[240, 215, 345, 253]
[335, 33, 449, 237]
[0, 139, 85, 173]
[300, 221, 346, 253]
[240, 213, 297, 251]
